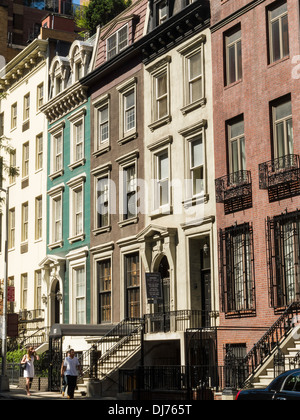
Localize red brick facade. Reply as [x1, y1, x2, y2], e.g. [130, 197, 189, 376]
[211, 0, 300, 362]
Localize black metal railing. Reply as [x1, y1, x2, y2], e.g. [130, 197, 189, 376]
[215, 170, 252, 203]
[243, 301, 300, 386]
[144, 310, 211, 334]
[259, 154, 300, 190]
[79, 318, 143, 380]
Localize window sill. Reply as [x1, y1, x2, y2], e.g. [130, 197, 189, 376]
[148, 115, 172, 132]
[118, 216, 139, 227]
[224, 78, 242, 91]
[117, 131, 138, 145]
[92, 145, 111, 158]
[267, 55, 290, 69]
[68, 158, 86, 171]
[150, 205, 173, 219]
[48, 240, 63, 250]
[92, 226, 111, 236]
[49, 169, 64, 180]
[181, 98, 206, 115]
[68, 233, 85, 244]
[183, 194, 209, 208]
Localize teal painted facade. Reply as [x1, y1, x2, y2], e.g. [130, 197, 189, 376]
[46, 100, 91, 324]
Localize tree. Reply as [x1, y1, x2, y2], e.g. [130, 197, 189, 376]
[75, 0, 132, 37]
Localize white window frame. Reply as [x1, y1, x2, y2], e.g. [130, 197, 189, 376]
[49, 121, 65, 180]
[35, 133, 43, 171]
[116, 150, 139, 225]
[22, 142, 29, 180]
[178, 34, 206, 114]
[117, 77, 137, 144]
[147, 56, 171, 131]
[48, 184, 64, 249]
[268, 1, 289, 64]
[67, 173, 86, 243]
[93, 94, 110, 156]
[23, 93, 30, 122]
[91, 163, 113, 235]
[21, 201, 29, 244]
[37, 83, 44, 111]
[11, 102, 17, 130]
[68, 107, 86, 170]
[35, 195, 43, 241]
[106, 24, 129, 60]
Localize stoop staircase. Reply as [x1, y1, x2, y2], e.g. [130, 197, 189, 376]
[77, 318, 144, 397]
[242, 302, 300, 389]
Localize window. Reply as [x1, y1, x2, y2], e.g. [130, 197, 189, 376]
[219, 223, 255, 315]
[267, 211, 300, 308]
[228, 117, 246, 176]
[96, 176, 109, 229]
[35, 270, 42, 310]
[11, 103, 17, 129]
[125, 253, 140, 318]
[75, 267, 85, 324]
[52, 196, 62, 244]
[268, 1, 289, 63]
[98, 259, 111, 323]
[21, 202, 28, 243]
[124, 165, 137, 220]
[98, 105, 109, 147]
[157, 1, 168, 24]
[155, 71, 168, 120]
[54, 133, 63, 172]
[93, 95, 110, 153]
[117, 77, 137, 142]
[9, 150, 16, 184]
[188, 52, 202, 104]
[37, 83, 44, 110]
[147, 57, 171, 129]
[156, 151, 169, 208]
[225, 27, 242, 85]
[8, 208, 15, 249]
[272, 97, 293, 159]
[189, 135, 204, 196]
[49, 121, 65, 178]
[107, 24, 128, 60]
[22, 142, 29, 179]
[21, 273, 28, 310]
[36, 133, 43, 171]
[67, 174, 85, 241]
[23, 93, 30, 121]
[74, 120, 84, 162]
[35, 196, 42, 240]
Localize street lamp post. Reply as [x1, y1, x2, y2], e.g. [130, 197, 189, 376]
[0, 185, 9, 391]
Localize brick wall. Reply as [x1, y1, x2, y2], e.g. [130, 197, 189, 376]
[211, 0, 300, 362]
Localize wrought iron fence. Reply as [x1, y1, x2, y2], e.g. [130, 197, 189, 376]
[144, 310, 211, 334]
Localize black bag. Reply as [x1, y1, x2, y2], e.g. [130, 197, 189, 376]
[20, 362, 27, 370]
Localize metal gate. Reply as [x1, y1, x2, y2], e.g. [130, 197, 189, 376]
[48, 336, 62, 392]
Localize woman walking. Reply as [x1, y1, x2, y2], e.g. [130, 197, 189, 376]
[21, 347, 40, 396]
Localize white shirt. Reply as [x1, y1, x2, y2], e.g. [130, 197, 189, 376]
[63, 356, 80, 376]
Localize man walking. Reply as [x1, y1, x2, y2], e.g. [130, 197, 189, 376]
[62, 349, 82, 399]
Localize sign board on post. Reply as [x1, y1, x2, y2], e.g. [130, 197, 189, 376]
[145, 273, 163, 303]
[7, 286, 15, 302]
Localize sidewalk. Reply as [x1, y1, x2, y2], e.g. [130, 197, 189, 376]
[0, 384, 104, 400]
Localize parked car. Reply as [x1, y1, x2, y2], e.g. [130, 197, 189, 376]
[236, 369, 300, 400]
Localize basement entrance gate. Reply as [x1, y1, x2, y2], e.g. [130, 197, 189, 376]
[48, 324, 112, 391]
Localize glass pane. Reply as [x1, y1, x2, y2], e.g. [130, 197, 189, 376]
[192, 166, 204, 195]
[189, 53, 201, 79]
[272, 20, 281, 62]
[125, 90, 135, 109]
[227, 29, 241, 45]
[100, 106, 108, 123]
[276, 101, 292, 120]
[237, 40, 242, 80]
[282, 14, 289, 57]
[159, 153, 168, 180]
[158, 97, 167, 119]
[191, 136, 203, 168]
[160, 179, 169, 206]
[118, 26, 128, 51]
[271, 2, 287, 19]
[240, 137, 246, 171]
[190, 79, 202, 102]
[157, 73, 167, 97]
[231, 140, 239, 173]
[228, 45, 236, 84]
[231, 120, 244, 138]
[287, 118, 293, 155]
[276, 121, 285, 157]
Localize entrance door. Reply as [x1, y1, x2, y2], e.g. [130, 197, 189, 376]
[154, 256, 170, 332]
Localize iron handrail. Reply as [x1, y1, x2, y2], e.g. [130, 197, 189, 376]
[243, 301, 300, 385]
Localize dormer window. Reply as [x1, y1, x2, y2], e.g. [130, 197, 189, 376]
[107, 24, 128, 60]
[158, 1, 168, 24]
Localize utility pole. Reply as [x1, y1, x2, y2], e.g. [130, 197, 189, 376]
[0, 184, 9, 391]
